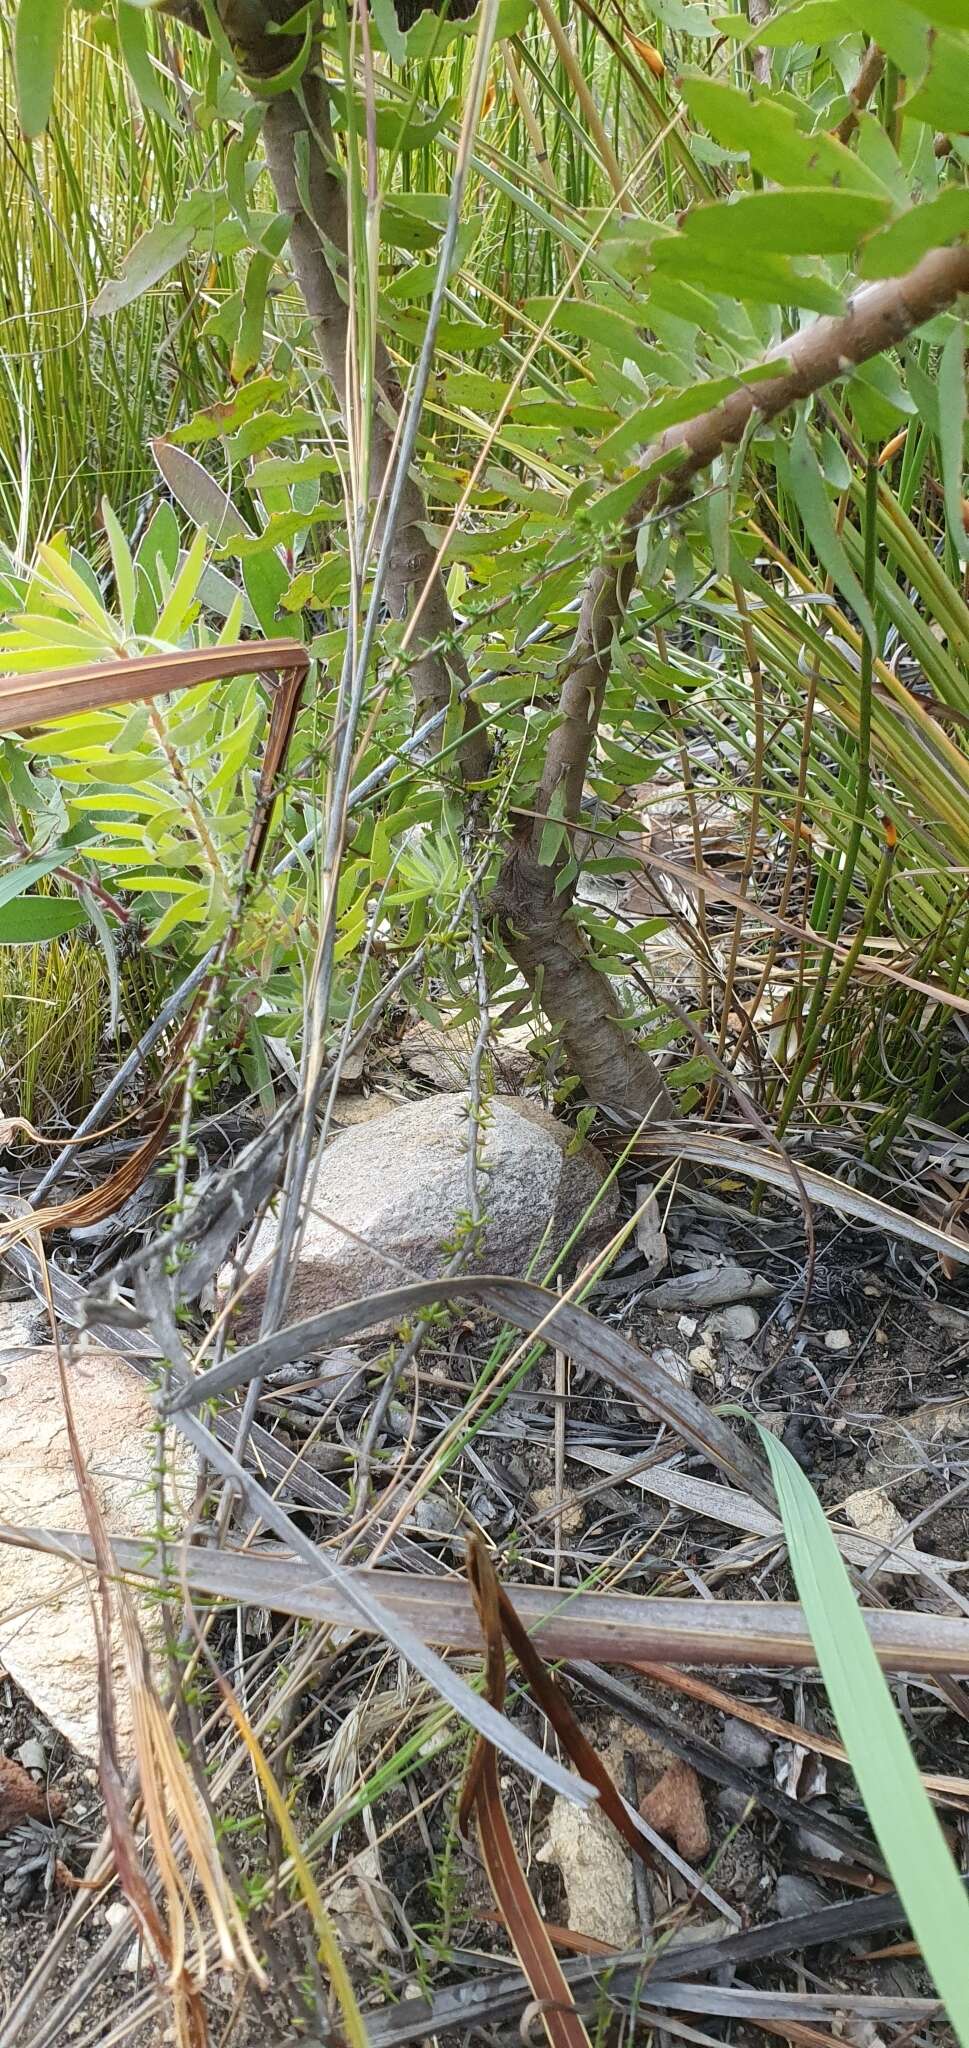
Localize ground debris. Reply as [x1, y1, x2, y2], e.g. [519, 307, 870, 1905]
[536, 1794, 638, 1948]
[0, 1755, 65, 1832]
[640, 1761, 710, 1863]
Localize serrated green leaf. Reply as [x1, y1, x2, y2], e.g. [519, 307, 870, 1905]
[677, 189, 889, 258]
[902, 28, 969, 130]
[758, 1424, 969, 2048]
[369, 0, 407, 63]
[679, 73, 889, 197]
[14, 0, 67, 137]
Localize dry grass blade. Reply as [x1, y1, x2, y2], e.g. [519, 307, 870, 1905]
[160, 1403, 595, 1805]
[9, 1526, 969, 1675]
[0, 640, 308, 730]
[459, 1541, 593, 2048]
[46, 1347, 262, 2044]
[163, 1272, 772, 1503]
[475, 1536, 651, 1862]
[632, 1131, 969, 1268]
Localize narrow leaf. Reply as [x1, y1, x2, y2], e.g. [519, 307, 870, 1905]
[14, 0, 67, 137]
[780, 413, 877, 646]
[758, 1425, 969, 2048]
[938, 319, 968, 563]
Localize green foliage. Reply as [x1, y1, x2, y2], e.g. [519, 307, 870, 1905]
[761, 1426, 969, 2047]
[2, 0, 968, 1155]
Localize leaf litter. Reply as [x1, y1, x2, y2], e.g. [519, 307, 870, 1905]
[2, 1096, 969, 2047]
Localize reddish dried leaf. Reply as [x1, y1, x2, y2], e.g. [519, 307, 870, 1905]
[0, 1754, 66, 1831]
[641, 1761, 710, 1863]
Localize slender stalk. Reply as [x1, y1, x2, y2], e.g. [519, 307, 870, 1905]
[776, 457, 879, 1133]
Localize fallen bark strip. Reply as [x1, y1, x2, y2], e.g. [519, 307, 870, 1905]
[6, 1529, 969, 1674]
[367, 1971, 938, 2048]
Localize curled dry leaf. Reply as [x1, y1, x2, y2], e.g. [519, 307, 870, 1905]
[0, 1753, 66, 1832]
[640, 1762, 710, 1863]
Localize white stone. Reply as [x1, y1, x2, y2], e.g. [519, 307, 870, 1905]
[0, 1348, 196, 1760]
[824, 1328, 852, 1352]
[223, 1093, 617, 1337]
[537, 1795, 638, 1948]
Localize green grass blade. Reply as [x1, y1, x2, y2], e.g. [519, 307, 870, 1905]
[758, 1424, 969, 2045]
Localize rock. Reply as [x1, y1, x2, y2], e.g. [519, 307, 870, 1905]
[705, 1303, 760, 1344]
[413, 1496, 461, 1537]
[842, 1487, 917, 1576]
[0, 1349, 196, 1760]
[15, 1739, 47, 1774]
[824, 1328, 852, 1352]
[772, 1872, 829, 1919]
[225, 1094, 618, 1337]
[399, 1020, 531, 1092]
[640, 1762, 710, 1863]
[721, 1718, 772, 1772]
[533, 1484, 584, 1535]
[537, 1794, 638, 1948]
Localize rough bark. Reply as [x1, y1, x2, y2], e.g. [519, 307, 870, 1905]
[222, 5, 489, 782]
[835, 41, 885, 145]
[747, 0, 772, 89]
[496, 241, 969, 1118]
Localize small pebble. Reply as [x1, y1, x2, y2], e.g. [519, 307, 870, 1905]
[677, 1316, 698, 1339]
[414, 1496, 461, 1537]
[16, 1739, 47, 1775]
[772, 1872, 829, 1919]
[716, 1785, 750, 1824]
[721, 1717, 771, 1772]
[705, 1303, 760, 1344]
[824, 1329, 851, 1352]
